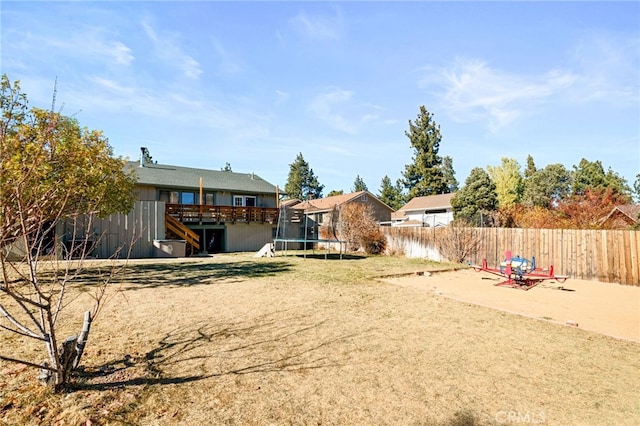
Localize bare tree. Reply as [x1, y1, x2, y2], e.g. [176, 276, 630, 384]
[0, 75, 136, 390]
[435, 221, 482, 263]
[339, 203, 386, 254]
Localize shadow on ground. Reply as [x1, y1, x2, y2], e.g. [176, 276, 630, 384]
[73, 309, 367, 392]
[71, 259, 294, 290]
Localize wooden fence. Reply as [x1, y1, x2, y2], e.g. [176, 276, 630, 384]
[381, 227, 640, 286]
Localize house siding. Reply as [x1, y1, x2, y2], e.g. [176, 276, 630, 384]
[226, 222, 275, 252]
[60, 201, 165, 259]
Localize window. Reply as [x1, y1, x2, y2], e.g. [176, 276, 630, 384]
[205, 193, 215, 205]
[233, 195, 257, 207]
[181, 192, 195, 205]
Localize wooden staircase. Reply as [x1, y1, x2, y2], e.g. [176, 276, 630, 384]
[165, 214, 200, 252]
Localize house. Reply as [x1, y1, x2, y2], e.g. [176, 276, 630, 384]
[278, 191, 394, 245]
[130, 159, 279, 254]
[391, 193, 455, 227]
[600, 204, 640, 229]
[60, 157, 280, 259]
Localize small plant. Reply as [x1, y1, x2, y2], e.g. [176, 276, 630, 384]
[435, 221, 481, 263]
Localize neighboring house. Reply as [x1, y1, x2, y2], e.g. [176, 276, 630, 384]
[391, 193, 455, 227]
[279, 191, 394, 244]
[600, 205, 640, 229]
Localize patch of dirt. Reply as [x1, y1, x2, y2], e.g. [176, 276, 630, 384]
[381, 268, 640, 342]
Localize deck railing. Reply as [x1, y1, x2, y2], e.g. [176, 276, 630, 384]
[166, 204, 278, 224]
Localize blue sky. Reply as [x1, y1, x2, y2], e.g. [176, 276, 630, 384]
[2, 1, 639, 196]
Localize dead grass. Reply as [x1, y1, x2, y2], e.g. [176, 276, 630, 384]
[1, 252, 639, 425]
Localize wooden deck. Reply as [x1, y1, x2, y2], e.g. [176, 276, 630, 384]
[166, 204, 278, 224]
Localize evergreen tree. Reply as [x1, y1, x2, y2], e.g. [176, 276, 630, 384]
[378, 175, 405, 210]
[522, 164, 571, 208]
[441, 155, 458, 193]
[327, 189, 344, 197]
[524, 155, 537, 180]
[352, 175, 368, 192]
[571, 158, 606, 195]
[571, 158, 630, 197]
[402, 105, 447, 198]
[634, 174, 640, 203]
[221, 162, 232, 172]
[450, 167, 498, 225]
[603, 167, 631, 196]
[284, 152, 324, 200]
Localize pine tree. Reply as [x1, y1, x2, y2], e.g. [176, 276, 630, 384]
[451, 167, 498, 225]
[284, 152, 324, 200]
[378, 175, 405, 210]
[441, 155, 458, 193]
[522, 164, 571, 208]
[402, 105, 447, 198]
[352, 175, 368, 192]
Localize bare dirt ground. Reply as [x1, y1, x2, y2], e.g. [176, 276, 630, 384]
[1, 254, 639, 425]
[382, 268, 640, 343]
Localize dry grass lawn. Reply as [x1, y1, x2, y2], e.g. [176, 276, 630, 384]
[1, 252, 638, 425]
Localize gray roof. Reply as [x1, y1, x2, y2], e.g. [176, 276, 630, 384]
[127, 161, 277, 194]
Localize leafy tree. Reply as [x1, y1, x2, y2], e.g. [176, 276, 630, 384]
[450, 167, 498, 226]
[378, 175, 405, 210]
[327, 189, 344, 197]
[221, 162, 232, 172]
[556, 187, 631, 229]
[352, 175, 368, 192]
[402, 105, 447, 198]
[284, 152, 324, 200]
[0, 75, 136, 390]
[441, 155, 458, 193]
[521, 164, 571, 208]
[487, 157, 523, 207]
[509, 204, 561, 229]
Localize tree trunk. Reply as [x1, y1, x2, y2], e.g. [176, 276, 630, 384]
[72, 311, 92, 370]
[37, 311, 92, 390]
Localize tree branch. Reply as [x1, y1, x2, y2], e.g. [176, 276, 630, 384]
[0, 354, 57, 372]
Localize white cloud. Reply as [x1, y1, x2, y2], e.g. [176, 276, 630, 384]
[290, 9, 344, 40]
[308, 87, 381, 135]
[141, 20, 203, 80]
[275, 90, 290, 105]
[106, 41, 135, 66]
[209, 37, 241, 75]
[569, 33, 640, 104]
[422, 58, 577, 132]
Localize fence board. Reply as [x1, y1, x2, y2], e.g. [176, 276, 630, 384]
[380, 226, 639, 286]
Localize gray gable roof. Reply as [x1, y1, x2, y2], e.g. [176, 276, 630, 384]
[127, 161, 277, 194]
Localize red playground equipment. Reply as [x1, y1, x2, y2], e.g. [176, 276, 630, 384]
[472, 251, 569, 291]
